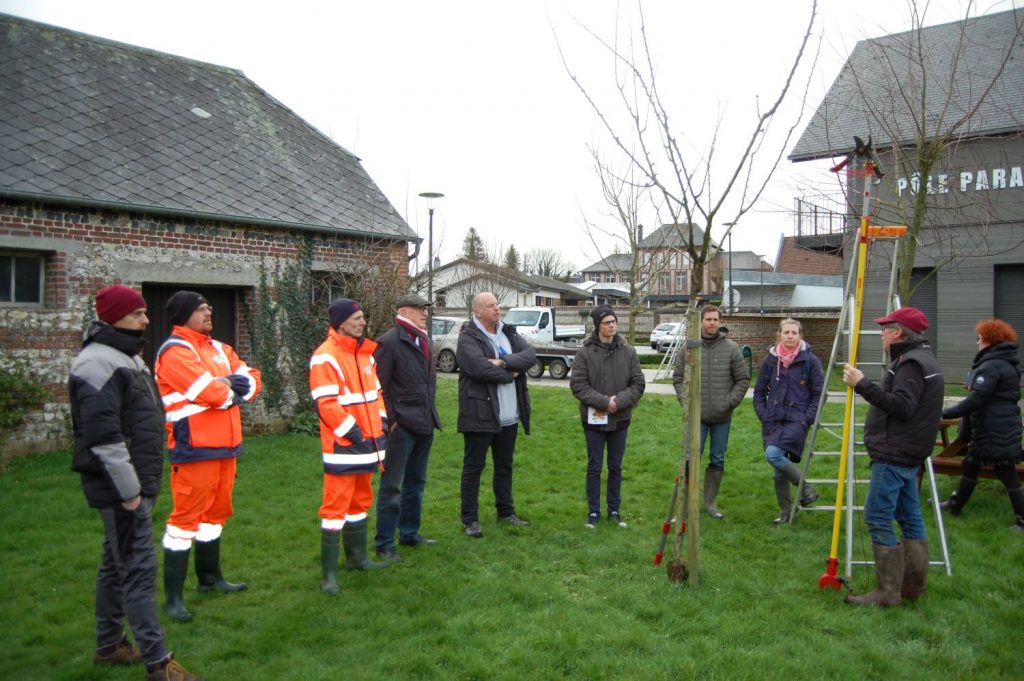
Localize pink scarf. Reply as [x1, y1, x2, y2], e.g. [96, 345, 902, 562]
[775, 342, 800, 370]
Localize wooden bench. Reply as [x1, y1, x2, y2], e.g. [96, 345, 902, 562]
[930, 418, 1024, 481]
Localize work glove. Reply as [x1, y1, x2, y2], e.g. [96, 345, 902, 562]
[228, 374, 251, 397]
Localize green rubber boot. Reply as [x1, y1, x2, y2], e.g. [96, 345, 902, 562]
[163, 548, 193, 623]
[321, 529, 341, 595]
[194, 538, 247, 593]
[342, 519, 388, 570]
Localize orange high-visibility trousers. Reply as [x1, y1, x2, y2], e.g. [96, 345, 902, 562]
[167, 458, 237, 531]
[320, 472, 374, 529]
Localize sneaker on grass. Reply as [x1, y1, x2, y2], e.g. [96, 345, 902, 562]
[608, 511, 628, 528]
[585, 513, 599, 529]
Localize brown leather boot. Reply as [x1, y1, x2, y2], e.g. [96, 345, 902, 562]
[845, 543, 903, 608]
[145, 654, 203, 681]
[901, 539, 929, 601]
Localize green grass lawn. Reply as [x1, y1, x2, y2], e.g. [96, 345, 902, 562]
[1, 381, 1021, 680]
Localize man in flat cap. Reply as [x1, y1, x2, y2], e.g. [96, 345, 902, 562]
[372, 293, 442, 563]
[154, 290, 262, 623]
[69, 285, 201, 679]
[310, 298, 389, 595]
[842, 307, 943, 608]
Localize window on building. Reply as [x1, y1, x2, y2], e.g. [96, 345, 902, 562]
[675, 272, 687, 293]
[659, 273, 670, 293]
[312, 272, 349, 308]
[0, 252, 44, 305]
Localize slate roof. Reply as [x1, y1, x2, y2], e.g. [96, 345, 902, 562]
[433, 258, 591, 300]
[581, 253, 633, 273]
[0, 14, 413, 240]
[638, 223, 716, 249]
[790, 9, 1024, 161]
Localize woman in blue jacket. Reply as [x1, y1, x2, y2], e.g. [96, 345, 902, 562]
[753, 318, 825, 523]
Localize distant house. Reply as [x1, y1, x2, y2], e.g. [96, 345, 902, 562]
[637, 223, 721, 305]
[789, 8, 1024, 380]
[578, 253, 638, 305]
[774, 236, 842, 277]
[0, 14, 416, 451]
[427, 258, 590, 310]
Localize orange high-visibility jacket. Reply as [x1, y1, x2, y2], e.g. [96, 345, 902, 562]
[309, 328, 387, 475]
[155, 325, 262, 463]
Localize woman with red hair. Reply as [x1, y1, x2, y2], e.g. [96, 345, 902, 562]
[940, 319, 1024, 531]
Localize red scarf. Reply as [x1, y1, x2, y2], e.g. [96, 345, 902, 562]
[396, 316, 431, 367]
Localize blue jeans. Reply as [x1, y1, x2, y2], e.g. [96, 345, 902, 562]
[374, 425, 434, 551]
[765, 445, 791, 479]
[699, 421, 731, 471]
[863, 461, 927, 546]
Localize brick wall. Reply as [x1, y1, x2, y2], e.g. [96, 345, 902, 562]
[0, 199, 407, 455]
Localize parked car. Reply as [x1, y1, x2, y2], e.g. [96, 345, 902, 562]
[656, 322, 687, 353]
[649, 322, 680, 349]
[431, 319, 576, 379]
[432, 317, 467, 373]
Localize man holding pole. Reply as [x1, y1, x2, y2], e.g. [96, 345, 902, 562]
[842, 307, 943, 607]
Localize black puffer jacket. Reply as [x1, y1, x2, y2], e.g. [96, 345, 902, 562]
[456, 320, 535, 434]
[942, 342, 1022, 464]
[570, 334, 646, 431]
[856, 340, 945, 467]
[68, 322, 165, 508]
[374, 322, 441, 435]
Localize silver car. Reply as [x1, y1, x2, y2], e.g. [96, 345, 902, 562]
[431, 317, 467, 373]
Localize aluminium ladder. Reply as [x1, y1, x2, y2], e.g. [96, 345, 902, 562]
[788, 175, 951, 583]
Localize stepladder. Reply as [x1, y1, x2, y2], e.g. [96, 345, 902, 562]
[787, 157, 952, 585]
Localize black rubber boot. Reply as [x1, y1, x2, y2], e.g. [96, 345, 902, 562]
[703, 467, 724, 519]
[321, 529, 341, 595]
[1008, 487, 1024, 532]
[779, 461, 817, 506]
[939, 475, 977, 516]
[901, 539, 929, 601]
[845, 543, 904, 608]
[342, 519, 388, 570]
[772, 476, 791, 525]
[163, 548, 193, 623]
[194, 538, 247, 593]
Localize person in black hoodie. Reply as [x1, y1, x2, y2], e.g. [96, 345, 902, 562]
[570, 306, 645, 529]
[68, 285, 201, 681]
[940, 319, 1024, 531]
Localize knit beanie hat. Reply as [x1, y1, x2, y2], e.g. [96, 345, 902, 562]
[95, 285, 146, 325]
[329, 298, 362, 328]
[591, 305, 617, 329]
[167, 290, 208, 326]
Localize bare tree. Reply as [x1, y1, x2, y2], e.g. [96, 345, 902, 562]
[559, 1, 819, 583]
[524, 248, 575, 280]
[829, 2, 1024, 302]
[580, 150, 656, 344]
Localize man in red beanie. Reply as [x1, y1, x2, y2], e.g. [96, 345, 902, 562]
[310, 298, 389, 595]
[69, 285, 201, 680]
[842, 306, 943, 608]
[154, 290, 261, 623]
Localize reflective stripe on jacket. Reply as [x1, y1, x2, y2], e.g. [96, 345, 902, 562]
[155, 325, 262, 463]
[310, 327, 387, 475]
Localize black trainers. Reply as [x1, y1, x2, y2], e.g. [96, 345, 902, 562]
[585, 513, 599, 529]
[608, 511, 627, 528]
[464, 521, 483, 538]
[497, 513, 529, 527]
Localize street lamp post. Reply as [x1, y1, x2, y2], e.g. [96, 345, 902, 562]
[418, 192, 444, 325]
[723, 222, 735, 313]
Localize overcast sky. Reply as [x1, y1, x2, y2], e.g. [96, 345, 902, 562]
[1, 0, 1016, 274]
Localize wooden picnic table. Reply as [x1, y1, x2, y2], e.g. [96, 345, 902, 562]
[930, 418, 1024, 481]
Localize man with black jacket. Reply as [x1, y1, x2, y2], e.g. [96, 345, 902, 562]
[842, 307, 944, 608]
[456, 292, 536, 538]
[372, 293, 442, 562]
[69, 285, 200, 681]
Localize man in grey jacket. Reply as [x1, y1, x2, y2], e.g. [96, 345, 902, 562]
[68, 285, 200, 681]
[672, 305, 750, 519]
[456, 292, 536, 539]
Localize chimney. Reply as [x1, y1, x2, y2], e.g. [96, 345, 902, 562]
[637, 224, 644, 242]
